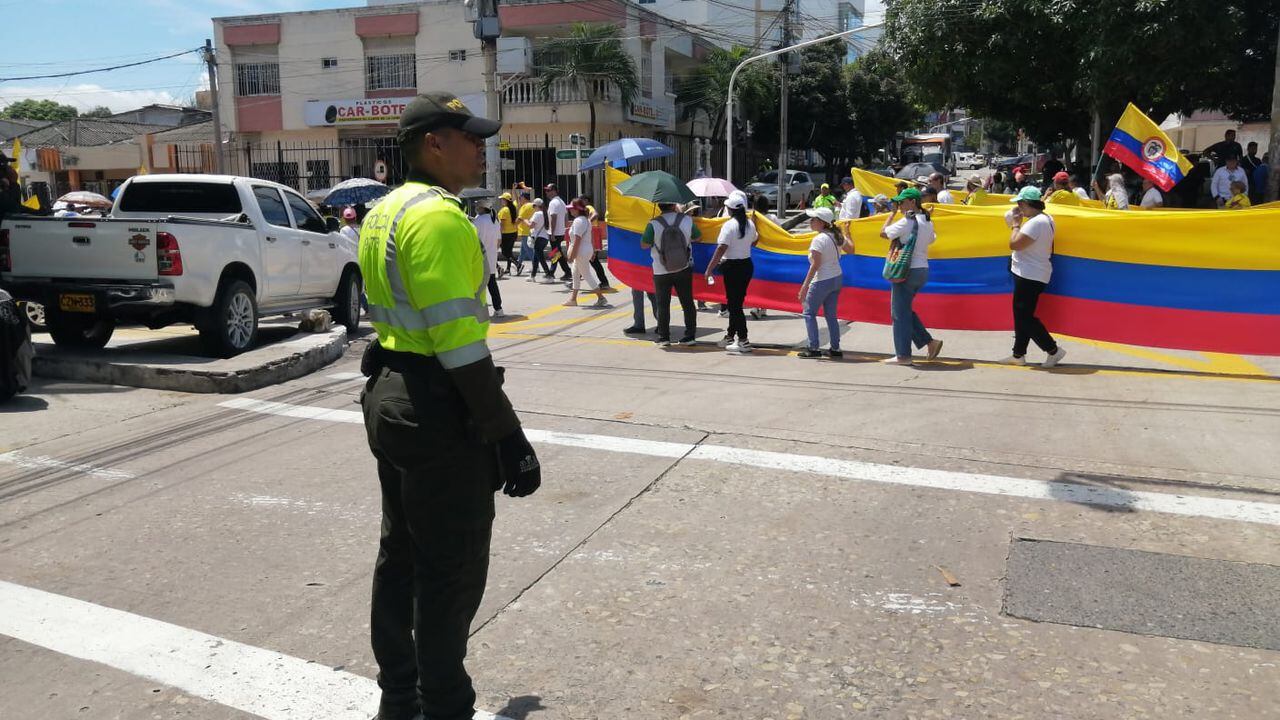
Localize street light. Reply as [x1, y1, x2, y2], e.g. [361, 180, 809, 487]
[725, 21, 884, 184]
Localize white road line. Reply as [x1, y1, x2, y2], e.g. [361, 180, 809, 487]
[0, 580, 509, 720]
[217, 399, 1280, 527]
[327, 372, 365, 381]
[0, 451, 135, 481]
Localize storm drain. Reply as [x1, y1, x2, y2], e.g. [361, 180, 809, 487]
[1002, 538, 1280, 651]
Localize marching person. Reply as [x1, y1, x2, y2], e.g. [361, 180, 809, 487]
[838, 176, 863, 220]
[704, 192, 758, 353]
[1211, 155, 1249, 208]
[471, 197, 504, 317]
[583, 195, 611, 288]
[1002, 186, 1067, 367]
[1045, 172, 1079, 205]
[516, 186, 535, 274]
[880, 187, 943, 366]
[564, 198, 609, 308]
[797, 207, 853, 359]
[1225, 180, 1251, 209]
[496, 192, 521, 276]
[1093, 173, 1130, 209]
[526, 198, 555, 282]
[1139, 178, 1164, 209]
[357, 91, 540, 720]
[1069, 175, 1091, 201]
[545, 183, 572, 280]
[748, 193, 774, 320]
[928, 172, 954, 203]
[340, 207, 361, 242]
[642, 201, 700, 346]
[962, 176, 987, 205]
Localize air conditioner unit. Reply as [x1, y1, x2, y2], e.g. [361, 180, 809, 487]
[497, 36, 531, 75]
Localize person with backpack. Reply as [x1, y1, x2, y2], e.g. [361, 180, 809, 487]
[704, 192, 758, 353]
[797, 207, 853, 359]
[880, 187, 943, 366]
[1002, 186, 1067, 367]
[641, 202, 700, 346]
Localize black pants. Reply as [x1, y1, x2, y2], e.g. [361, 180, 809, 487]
[531, 237, 553, 278]
[499, 232, 518, 273]
[362, 365, 497, 720]
[487, 274, 501, 312]
[550, 235, 571, 277]
[653, 267, 696, 341]
[719, 258, 754, 341]
[590, 252, 609, 287]
[1012, 274, 1058, 357]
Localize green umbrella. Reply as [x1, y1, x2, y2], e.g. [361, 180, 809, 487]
[616, 170, 697, 205]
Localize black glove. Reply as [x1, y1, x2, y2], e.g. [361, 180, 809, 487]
[496, 429, 541, 497]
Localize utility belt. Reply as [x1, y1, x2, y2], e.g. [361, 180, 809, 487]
[361, 341, 447, 383]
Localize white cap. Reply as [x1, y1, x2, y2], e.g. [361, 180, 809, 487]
[805, 207, 835, 224]
[724, 192, 748, 210]
[532, 198, 544, 206]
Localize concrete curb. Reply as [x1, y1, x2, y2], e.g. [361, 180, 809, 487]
[32, 328, 350, 394]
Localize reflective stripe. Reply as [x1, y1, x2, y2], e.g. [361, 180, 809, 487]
[435, 339, 491, 369]
[385, 189, 443, 308]
[366, 296, 488, 331]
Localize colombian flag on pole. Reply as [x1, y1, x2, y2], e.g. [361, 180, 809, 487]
[1103, 103, 1192, 192]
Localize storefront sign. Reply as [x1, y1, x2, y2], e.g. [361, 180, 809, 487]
[304, 97, 415, 127]
[626, 100, 672, 128]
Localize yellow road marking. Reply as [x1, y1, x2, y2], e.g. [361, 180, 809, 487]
[1058, 334, 1270, 377]
[495, 310, 632, 334]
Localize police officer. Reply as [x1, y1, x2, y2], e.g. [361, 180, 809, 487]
[358, 91, 542, 720]
[812, 183, 837, 211]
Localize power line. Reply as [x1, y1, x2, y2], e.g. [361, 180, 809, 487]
[0, 48, 201, 83]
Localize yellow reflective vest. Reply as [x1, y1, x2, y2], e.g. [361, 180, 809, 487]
[358, 181, 491, 369]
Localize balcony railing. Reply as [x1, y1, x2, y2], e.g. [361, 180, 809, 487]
[502, 76, 620, 106]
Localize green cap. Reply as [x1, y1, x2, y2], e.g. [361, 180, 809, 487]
[1011, 186, 1042, 203]
[398, 91, 502, 144]
[893, 187, 922, 202]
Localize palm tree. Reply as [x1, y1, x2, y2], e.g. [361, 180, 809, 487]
[537, 23, 640, 148]
[676, 46, 776, 143]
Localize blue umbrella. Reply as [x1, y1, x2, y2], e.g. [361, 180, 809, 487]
[324, 177, 390, 206]
[580, 138, 674, 171]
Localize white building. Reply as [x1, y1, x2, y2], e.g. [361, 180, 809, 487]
[631, 0, 866, 57]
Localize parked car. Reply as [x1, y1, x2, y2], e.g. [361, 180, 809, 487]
[746, 170, 815, 209]
[0, 174, 362, 357]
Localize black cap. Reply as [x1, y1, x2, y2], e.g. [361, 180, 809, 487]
[397, 91, 502, 144]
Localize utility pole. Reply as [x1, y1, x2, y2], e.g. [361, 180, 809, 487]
[1268, 19, 1280, 202]
[474, 0, 502, 192]
[777, 0, 793, 215]
[204, 39, 224, 174]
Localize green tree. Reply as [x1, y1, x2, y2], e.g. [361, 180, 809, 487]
[884, 0, 1278, 150]
[538, 23, 640, 148]
[82, 106, 114, 118]
[675, 45, 776, 143]
[0, 99, 79, 121]
[844, 49, 923, 164]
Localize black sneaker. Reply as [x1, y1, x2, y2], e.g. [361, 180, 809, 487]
[825, 349, 843, 359]
[678, 336, 696, 346]
[655, 337, 672, 347]
[623, 326, 646, 335]
[797, 349, 823, 359]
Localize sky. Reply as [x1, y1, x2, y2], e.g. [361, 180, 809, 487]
[0, 0, 356, 114]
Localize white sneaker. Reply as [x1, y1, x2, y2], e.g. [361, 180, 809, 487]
[730, 340, 753, 354]
[882, 356, 913, 366]
[717, 334, 734, 348]
[493, 309, 505, 318]
[1042, 347, 1067, 368]
[997, 355, 1027, 366]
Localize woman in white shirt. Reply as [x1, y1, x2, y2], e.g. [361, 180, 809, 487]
[880, 187, 944, 366]
[797, 207, 854, 359]
[704, 192, 758, 353]
[1092, 173, 1130, 210]
[564, 198, 608, 308]
[1003, 186, 1066, 367]
[471, 199, 504, 317]
[1139, 178, 1163, 209]
[526, 198, 555, 282]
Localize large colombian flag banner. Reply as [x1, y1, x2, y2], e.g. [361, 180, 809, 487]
[1104, 103, 1193, 191]
[606, 167, 1280, 356]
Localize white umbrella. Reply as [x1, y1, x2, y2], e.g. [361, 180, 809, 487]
[56, 191, 112, 209]
[686, 177, 738, 197]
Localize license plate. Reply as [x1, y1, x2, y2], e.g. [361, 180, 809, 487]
[58, 293, 96, 313]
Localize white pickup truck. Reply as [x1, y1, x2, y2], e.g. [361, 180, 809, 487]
[0, 174, 362, 357]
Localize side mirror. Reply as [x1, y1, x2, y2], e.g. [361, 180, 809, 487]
[326, 216, 341, 233]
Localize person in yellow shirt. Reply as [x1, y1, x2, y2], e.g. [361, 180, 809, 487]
[1225, 180, 1251, 209]
[962, 176, 987, 205]
[495, 192, 520, 276]
[514, 186, 536, 275]
[1044, 171, 1081, 205]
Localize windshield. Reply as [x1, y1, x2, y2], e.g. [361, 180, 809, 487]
[756, 171, 798, 184]
[118, 182, 243, 214]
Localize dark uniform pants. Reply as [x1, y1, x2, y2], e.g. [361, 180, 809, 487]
[361, 365, 498, 720]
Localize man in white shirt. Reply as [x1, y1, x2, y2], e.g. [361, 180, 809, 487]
[928, 172, 954, 203]
[1139, 179, 1163, 209]
[1211, 156, 1249, 208]
[838, 177, 863, 220]
[544, 183, 571, 279]
[1069, 175, 1090, 201]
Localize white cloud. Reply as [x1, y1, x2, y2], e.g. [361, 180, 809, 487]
[0, 84, 184, 113]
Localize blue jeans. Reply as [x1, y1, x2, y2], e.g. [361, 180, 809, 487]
[631, 288, 657, 329]
[890, 267, 933, 358]
[803, 275, 842, 351]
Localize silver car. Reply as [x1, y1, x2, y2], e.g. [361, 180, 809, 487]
[746, 170, 815, 209]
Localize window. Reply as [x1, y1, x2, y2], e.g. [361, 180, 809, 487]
[449, 49, 467, 62]
[235, 62, 280, 96]
[253, 186, 291, 227]
[118, 182, 242, 214]
[285, 192, 326, 234]
[365, 53, 416, 91]
[640, 40, 653, 100]
[638, 0, 655, 4]
[322, 57, 338, 69]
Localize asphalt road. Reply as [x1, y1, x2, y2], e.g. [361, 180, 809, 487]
[2, 273, 1278, 719]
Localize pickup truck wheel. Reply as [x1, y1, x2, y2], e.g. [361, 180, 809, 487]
[331, 267, 362, 333]
[46, 311, 115, 349]
[21, 301, 46, 331]
[199, 280, 258, 358]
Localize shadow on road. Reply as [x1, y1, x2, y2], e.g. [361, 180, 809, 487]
[494, 694, 547, 720]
